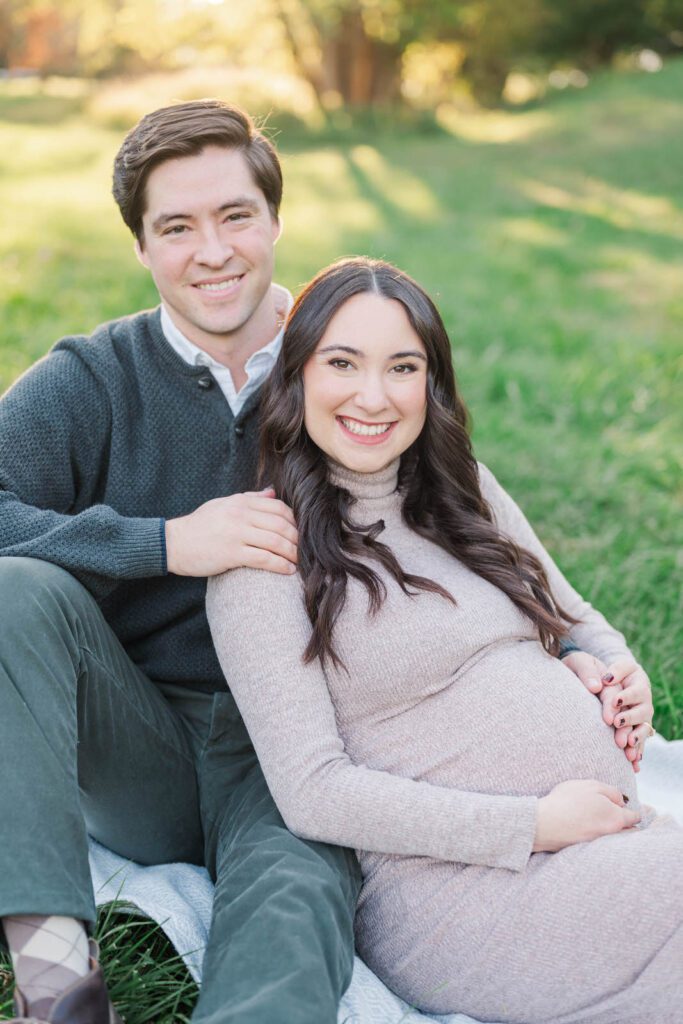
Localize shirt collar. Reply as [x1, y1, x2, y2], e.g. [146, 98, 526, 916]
[160, 283, 293, 371]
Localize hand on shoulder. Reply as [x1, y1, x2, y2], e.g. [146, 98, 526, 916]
[165, 489, 298, 577]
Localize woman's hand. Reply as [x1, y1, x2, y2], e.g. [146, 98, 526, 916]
[533, 779, 641, 853]
[598, 658, 655, 774]
[560, 651, 654, 772]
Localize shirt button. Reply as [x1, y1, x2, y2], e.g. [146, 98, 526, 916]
[234, 425, 245, 437]
[197, 375, 213, 389]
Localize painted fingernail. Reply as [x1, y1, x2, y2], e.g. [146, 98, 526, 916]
[616, 698, 623, 707]
[622, 794, 630, 803]
[602, 673, 615, 683]
[618, 716, 626, 727]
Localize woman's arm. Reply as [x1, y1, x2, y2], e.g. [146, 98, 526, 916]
[477, 464, 634, 665]
[206, 567, 538, 871]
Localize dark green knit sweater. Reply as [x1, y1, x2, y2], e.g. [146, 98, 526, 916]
[0, 308, 261, 691]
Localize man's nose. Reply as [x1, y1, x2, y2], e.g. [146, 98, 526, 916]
[194, 226, 233, 267]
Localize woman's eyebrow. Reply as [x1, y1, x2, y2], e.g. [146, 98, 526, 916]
[391, 350, 427, 361]
[317, 345, 363, 356]
[316, 345, 427, 362]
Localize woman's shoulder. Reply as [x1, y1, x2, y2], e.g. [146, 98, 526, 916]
[206, 565, 305, 624]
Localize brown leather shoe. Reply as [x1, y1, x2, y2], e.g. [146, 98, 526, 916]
[9, 940, 123, 1023]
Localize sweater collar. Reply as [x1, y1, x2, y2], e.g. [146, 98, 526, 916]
[327, 458, 400, 501]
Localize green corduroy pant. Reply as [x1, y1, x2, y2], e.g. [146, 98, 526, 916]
[0, 557, 361, 1024]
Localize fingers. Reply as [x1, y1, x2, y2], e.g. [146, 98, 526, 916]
[245, 492, 297, 527]
[599, 683, 624, 726]
[602, 657, 640, 688]
[241, 545, 298, 575]
[562, 652, 608, 694]
[613, 704, 653, 730]
[249, 510, 299, 547]
[594, 782, 630, 807]
[628, 722, 653, 747]
[243, 527, 298, 566]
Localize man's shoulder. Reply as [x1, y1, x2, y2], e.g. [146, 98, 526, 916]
[52, 307, 162, 367]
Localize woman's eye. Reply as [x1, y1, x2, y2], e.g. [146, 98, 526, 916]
[329, 359, 352, 370]
[391, 363, 418, 374]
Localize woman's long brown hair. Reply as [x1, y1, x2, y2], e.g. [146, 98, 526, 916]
[260, 257, 577, 669]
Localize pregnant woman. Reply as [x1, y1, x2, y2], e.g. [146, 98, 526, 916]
[206, 257, 682, 1024]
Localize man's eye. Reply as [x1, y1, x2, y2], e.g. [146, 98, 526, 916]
[164, 225, 187, 236]
[226, 212, 249, 222]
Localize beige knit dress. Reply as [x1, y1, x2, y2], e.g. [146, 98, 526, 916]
[206, 461, 683, 1024]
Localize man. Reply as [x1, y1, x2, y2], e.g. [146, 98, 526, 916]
[0, 99, 649, 1023]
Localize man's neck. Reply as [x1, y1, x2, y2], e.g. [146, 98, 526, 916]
[162, 285, 289, 389]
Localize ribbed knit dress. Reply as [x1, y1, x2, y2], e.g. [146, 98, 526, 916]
[206, 460, 683, 1024]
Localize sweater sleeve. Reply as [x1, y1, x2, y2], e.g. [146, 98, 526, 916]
[478, 463, 633, 665]
[0, 349, 165, 599]
[206, 568, 538, 871]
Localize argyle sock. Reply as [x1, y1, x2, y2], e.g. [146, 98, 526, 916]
[3, 914, 90, 1019]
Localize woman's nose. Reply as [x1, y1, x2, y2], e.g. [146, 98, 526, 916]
[354, 375, 390, 414]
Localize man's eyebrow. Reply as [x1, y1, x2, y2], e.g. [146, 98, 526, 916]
[316, 344, 427, 362]
[151, 197, 260, 233]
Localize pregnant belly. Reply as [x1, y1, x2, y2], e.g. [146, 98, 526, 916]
[347, 640, 639, 808]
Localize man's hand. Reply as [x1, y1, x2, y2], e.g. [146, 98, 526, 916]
[561, 651, 654, 773]
[533, 779, 641, 853]
[165, 488, 298, 578]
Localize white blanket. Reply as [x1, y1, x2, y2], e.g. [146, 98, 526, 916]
[89, 735, 683, 1024]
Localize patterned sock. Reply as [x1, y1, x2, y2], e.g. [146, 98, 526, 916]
[3, 914, 90, 1019]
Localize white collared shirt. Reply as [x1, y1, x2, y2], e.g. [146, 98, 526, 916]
[160, 283, 293, 417]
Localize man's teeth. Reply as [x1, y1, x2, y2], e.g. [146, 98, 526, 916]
[197, 277, 241, 291]
[340, 418, 392, 436]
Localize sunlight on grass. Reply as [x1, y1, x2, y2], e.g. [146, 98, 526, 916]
[348, 145, 440, 219]
[517, 177, 683, 239]
[280, 150, 383, 255]
[499, 217, 568, 247]
[584, 247, 683, 313]
[437, 105, 553, 143]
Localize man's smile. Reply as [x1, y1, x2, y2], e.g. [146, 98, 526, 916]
[193, 273, 245, 293]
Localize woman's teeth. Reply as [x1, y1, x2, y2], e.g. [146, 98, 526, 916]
[340, 418, 392, 436]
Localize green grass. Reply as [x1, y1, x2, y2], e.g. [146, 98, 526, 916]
[1, 60, 682, 1018]
[0, 907, 198, 1022]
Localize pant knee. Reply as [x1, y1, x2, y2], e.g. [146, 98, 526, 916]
[0, 557, 92, 633]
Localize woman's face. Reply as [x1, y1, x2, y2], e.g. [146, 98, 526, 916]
[303, 292, 428, 473]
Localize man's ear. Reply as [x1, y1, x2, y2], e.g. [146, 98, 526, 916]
[272, 216, 283, 245]
[134, 237, 150, 269]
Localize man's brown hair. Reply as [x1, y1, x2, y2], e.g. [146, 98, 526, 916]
[112, 99, 283, 242]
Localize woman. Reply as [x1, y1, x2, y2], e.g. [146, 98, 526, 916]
[206, 258, 682, 1024]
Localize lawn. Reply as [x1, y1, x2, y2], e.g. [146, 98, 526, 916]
[0, 61, 682, 1020]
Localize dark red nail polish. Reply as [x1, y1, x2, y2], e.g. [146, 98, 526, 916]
[616, 698, 623, 707]
[619, 716, 626, 727]
[622, 794, 629, 803]
[602, 673, 615, 683]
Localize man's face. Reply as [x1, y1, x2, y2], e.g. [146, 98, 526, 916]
[136, 145, 281, 351]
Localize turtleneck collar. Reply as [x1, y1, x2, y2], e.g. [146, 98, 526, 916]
[327, 457, 400, 501]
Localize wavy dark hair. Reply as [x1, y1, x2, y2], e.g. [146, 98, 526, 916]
[260, 256, 577, 669]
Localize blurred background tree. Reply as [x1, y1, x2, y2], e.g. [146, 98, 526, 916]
[2, 0, 682, 110]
